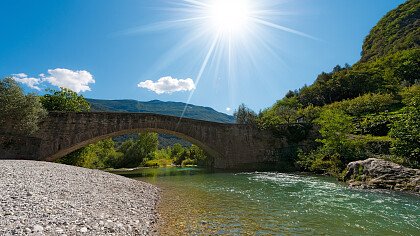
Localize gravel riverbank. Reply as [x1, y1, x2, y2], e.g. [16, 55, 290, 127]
[0, 160, 159, 235]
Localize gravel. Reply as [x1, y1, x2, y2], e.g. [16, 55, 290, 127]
[0, 160, 160, 235]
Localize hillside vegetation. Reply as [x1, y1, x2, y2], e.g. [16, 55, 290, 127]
[251, 0, 420, 175]
[361, 0, 420, 62]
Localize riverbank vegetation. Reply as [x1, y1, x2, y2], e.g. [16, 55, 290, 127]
[56, 133, 208, 169]
[234, 0, 420, 176]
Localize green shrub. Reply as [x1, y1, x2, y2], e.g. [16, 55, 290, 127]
[181, 158, 197, 166]
[144, 158, 172, 167]
[326, 93, 400, 117]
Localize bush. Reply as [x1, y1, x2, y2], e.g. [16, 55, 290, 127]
[181, 158, 197, 166]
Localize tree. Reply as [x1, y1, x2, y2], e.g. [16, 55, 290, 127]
[118, 132, 159, 167]
[0, 78, 47, 135]
[315, 109, 354, 153]
[274, 97, 301, 124]
[234, 103, 257, 125]
[297, 109, 365, 176]
[41, 88, 90, 112]
[389, 86, 420, 168]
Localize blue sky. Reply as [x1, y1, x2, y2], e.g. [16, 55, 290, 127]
[0, 0, 405, 114]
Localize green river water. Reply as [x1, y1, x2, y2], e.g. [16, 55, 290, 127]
[117, 167, 419, 235]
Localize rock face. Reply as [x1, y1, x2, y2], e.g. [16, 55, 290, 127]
[0, 160, 159, 235]
[343, 158, 420, 193]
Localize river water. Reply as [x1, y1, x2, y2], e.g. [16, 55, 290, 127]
[117, 167, 419, 235]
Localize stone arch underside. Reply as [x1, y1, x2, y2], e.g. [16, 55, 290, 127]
[44, 128, 221, 163]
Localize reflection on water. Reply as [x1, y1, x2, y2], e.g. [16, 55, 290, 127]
[114, 167, 420, 235]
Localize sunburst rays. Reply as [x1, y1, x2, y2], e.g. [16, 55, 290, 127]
[123, 0, 317, 122]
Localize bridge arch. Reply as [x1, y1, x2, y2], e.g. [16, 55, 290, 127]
[46, 127, 220, 164]
[0, 112, 297, 169]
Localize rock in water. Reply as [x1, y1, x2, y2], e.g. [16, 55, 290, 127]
[343, 158, 420, 193]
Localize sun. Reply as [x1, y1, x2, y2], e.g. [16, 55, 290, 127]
[208, 0, 252, 34]
[126, 0, 317, 118]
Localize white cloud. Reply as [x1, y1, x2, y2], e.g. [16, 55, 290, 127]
[12, 73, 42, 90]
[43, 68, 95, 93]
[12, 68, 95, 93]
[226, 107, 232, 112]
[138, 76, 196, 94]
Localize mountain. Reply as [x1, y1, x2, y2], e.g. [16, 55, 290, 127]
[361, 0, 419, 62]
[87, 99, 235, 123]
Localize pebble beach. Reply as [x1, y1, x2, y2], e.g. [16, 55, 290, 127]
[0, 160, 159, 235]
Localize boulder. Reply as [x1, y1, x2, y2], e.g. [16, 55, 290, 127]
[343, 158, 420, 193]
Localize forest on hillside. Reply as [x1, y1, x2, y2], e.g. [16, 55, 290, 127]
[235, 0, 420, 176]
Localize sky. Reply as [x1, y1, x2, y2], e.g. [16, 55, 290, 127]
[0, 0, 406, 114]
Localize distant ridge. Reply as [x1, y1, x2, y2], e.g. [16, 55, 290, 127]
[87, 99, 235, 123]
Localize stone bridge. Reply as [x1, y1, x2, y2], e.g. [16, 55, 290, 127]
[0, 112, 314, 170]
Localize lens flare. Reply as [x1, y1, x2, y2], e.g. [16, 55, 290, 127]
[208, 0, 251, 34]
[123, 0, 318, 121]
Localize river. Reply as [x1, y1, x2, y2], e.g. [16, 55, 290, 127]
[115, 167, 419, 235]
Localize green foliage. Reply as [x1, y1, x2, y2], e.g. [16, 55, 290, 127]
[355, 49, 420, 86]
[257, 96, 302, 132]
[118, 132, 159, 168]
[188, 144, 208, 166]
[302, 68, 391, 107]
[326, 93, 400, 117]
[273, 96, 301, 123]
[149, 143, 207, 167]
[234, 103, 257, 125]
[41, 88, 90, 112]
[0, 78, 47, 135]
[58, 130, 210, 169]
[355, 112, 398, 136]
[290, 49, 419, 109]
[315, 109, 354, 150]
[57, 138, 122, 169]
[144, 158, 172, 167]
[389, 86, 420, 168]
[297, 110, 370, 176]
[297, 105, 322, 123]
[181, 158, 197, 166]
[266, 2, 420, 173]
[257, 107, 282, 130]
[361, 0, 420, 62]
